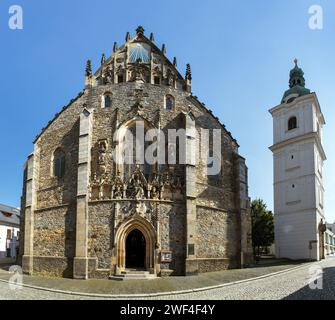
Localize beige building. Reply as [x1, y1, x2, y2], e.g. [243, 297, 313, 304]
[20, 27, 253, 279]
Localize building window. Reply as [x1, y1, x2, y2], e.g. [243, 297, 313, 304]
[129, 43, 151, 64]
[103, 94, 112, 108]
[53, 149, 66, 178]
[122, 121, 153, 181]
[117, 75, 124, 83]
[154, 76, 160, 85]
[6, 229, 12, 239]
[288, 117, 297, 131]
[165, 95, 174, 110]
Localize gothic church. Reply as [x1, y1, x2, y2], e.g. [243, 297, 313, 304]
[20, 27, 253, 279]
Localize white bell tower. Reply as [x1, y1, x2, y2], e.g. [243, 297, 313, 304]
[269, 60, 326, 261]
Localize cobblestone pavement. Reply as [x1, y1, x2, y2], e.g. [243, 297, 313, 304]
[0, 260, 304, 295]
[0, 258, 334, 300]
[158, 257, 335, 300]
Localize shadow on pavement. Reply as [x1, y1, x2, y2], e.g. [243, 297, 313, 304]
[283, 265, 335, 300]
[0, 258, 16, 272]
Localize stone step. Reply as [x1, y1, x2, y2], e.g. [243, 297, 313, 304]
[122, 270, 150, 275]
[110, 272, 157, 281]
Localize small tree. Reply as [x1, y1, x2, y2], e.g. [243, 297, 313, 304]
[251, 199, 274, 257]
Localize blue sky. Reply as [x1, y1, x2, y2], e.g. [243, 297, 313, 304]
[0, 0, 334, 221]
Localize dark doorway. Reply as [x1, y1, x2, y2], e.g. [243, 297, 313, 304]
[126, 229, 146, 269]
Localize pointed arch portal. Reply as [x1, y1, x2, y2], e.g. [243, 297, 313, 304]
[115, 216, 157, 273]
[126, 229, 146, 268]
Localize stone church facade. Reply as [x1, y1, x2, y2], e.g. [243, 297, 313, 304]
[20, 26, 253, 279]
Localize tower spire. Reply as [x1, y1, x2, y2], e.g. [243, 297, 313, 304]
[113, 42, 118, 53]
[289, 58, 305, 88]
[85, 59, 92, 77]
[161, 44, 166, 55]
[85, 59, 92, 88]
[282, 59, 310, 103]
[101, 53, 106, 66]
[185, 63, 192, 81]
[185, 63, 192, 93]
[136, 26, 145, 37]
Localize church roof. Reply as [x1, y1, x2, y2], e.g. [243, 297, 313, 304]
[33, 91, 85, 143]
[33, 26, 239, 149]
[188, 94, 239, 148]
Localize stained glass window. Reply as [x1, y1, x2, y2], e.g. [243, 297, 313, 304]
[129, 43, 151, 64]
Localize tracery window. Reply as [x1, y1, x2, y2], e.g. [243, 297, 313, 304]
[122, 121, 153, 180]
[129, 43, 151, 64]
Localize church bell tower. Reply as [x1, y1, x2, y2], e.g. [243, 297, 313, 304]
[269, 60, 326, 261]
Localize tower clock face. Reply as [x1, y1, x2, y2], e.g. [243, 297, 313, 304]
[129, 43, 151, 64]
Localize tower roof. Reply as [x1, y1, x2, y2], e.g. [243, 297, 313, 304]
[282, 59, 311, 103]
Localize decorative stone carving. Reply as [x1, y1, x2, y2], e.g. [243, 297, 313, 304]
[104, 67, 114, 84]
[97, 139, 108, 176]
[128, 60, 149, 83]
[148, 171, 162, 199]
[133, 178, 145, 199]
[111, 172, 124, 199]
[116, 65, 123, 76]
[128, 88, 149, 112]
[89, 164, 184, 201]
[98, 140, 107, 165]
[166, 69, 175, 87]
[128, 165, 147, 199]
[117, 200, 157, 228]
[135, 201, 147, 216]
[153, 66, 161, 76]
[99, 176, 105, 200]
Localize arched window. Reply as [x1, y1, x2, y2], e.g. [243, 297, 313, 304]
[53, 149, 66, 178]
[288, 117, 297, 131]
[122, 121, 153, 180]
[103, 93, 112, 108]
[165, 95, 174, 110]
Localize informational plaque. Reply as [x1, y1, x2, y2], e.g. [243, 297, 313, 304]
[161, 251, 172, 263]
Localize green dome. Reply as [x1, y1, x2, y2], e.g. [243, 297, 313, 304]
[282, 59, 310, 103]
[282, 86, 311, 103]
